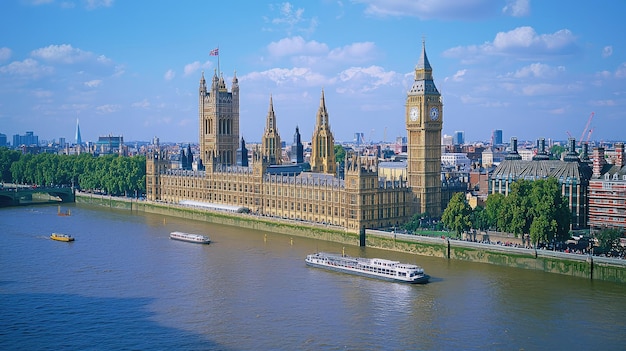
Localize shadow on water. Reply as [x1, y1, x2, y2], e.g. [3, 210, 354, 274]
[0, 291, 234, 351]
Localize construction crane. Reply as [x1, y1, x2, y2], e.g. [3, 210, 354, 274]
[585, 128, 594, 143]
[579, 112, 594, 145]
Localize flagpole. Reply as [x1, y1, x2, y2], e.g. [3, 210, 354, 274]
[217, 45, 220, 77]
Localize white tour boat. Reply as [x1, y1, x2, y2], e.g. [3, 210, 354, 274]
[169, 231, 211, 244]
[305, 252, 430, 284]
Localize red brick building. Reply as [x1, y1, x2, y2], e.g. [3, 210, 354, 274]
[588, 143, 626, 234]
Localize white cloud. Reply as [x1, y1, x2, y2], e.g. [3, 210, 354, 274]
[328, 42, 376, 63]
[356, 0, 496, 20]
[510, 63, 563, 79]
[0, 58, 53, 77]
[85, 0, 114, 10]
[244, 67, 328, 87]
[84, 79, 102, 87]
[590, 99, 616, 107]
[520, 82, 582, 96]
[267, 36, 328, 57]
[271, 2, 304, 26]
[615, 63, 626, 78]
[445, 69, 467, 82]
[26, 0, 54, 4]
[31, 44, 93, 64]
[337, 65, 397, 93]
[602, 46, 613, 58]
[132, 99, 150, 109]
[95, 104, 121, 113]
[183, 61, 211, 76]
[444, 26, 578, 61]
[0, 47, 11, 62]
[492, 27, 575, 51]
[265, 2, 316, 35]
[502, 0, 530, 17]
[33, 89, 53, 98]
[164, 69, 175, 81]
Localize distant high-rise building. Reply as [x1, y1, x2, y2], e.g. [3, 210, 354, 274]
[236, 137, 249, 167]
[354, 132, 365, 145]
[291, 126, 304, 164]
[0, 133, 7, 147]
[453, 131, 465, 145]
[76, 119, 82, 145]
[13, 131, 38, 147]
[492, 129, 503, 145]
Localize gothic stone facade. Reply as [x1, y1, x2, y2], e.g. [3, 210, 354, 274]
[147, 44, 442, 232]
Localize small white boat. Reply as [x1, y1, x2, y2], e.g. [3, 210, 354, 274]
[169, 231, 210, 244]
[305, 252, 429, 284]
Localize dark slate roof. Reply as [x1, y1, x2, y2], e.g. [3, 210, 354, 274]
[492, 159, 592, 184]
[417, 42, 432, 71]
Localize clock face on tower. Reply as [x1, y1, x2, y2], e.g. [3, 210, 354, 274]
[430, 107, 439, 120]
[410, 107, 419, 121]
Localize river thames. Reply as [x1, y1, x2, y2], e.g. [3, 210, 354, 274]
[1, 203, 625, 350]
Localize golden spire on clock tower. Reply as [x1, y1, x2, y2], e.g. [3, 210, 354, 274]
[405, 40, 443, 218]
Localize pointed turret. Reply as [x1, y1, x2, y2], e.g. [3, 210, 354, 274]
[417, 39, 432, 71]
[310, 89, 336, 175]
[261, 95, 282, 165]
[317, 89, 329, 127]
[199, 71, 207, 94]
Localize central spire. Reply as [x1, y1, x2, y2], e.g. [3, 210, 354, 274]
[310, 89, 336, 175]
[261, 94, 282, 165]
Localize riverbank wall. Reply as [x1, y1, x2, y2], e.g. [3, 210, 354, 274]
[76, 194, 626, 284]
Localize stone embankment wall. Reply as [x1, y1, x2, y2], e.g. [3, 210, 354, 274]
[76, 194, 359, 246]
[366, 230, 626, 283]
[77, 194, 626, 284]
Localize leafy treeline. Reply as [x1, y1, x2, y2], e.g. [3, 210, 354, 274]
[0, 148, 146, 196]
[441, 178, 571, 246]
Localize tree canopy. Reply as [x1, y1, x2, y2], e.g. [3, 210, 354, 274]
[0, 148, 146, 196]
[441, 192, 472, 238]
[438, 178, 571, 247]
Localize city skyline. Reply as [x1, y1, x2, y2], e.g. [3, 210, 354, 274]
[1, 1, 625, 144]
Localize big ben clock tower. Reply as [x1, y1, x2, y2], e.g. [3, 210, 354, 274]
[406, 40, 442, 218]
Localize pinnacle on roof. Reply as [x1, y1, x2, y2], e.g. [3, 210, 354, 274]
[417, 39, 432, 71]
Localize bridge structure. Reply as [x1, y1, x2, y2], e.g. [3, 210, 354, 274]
[0, 185, 75, 206]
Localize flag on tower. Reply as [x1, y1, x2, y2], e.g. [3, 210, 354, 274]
[209, 48, 219, 56]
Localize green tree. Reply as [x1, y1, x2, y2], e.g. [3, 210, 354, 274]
[595, 228, 622, 254]
[0, 148, 21, 183]
[334, 144, 346, 163]
[441, 192, 471, 238]
[402, 212, 429, 233]
[470, 205, 488, 231]
[506, 180, 533, 237]
[484, 192, 505, 230]
[528, 178, 570, 247]
[550, 144, 565, 160]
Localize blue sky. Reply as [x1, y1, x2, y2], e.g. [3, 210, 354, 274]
[1, 0, 625, 145]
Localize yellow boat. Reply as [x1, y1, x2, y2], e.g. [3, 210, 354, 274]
[50, 233, 75, 242]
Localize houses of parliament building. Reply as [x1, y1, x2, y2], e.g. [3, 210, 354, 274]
[146, 43, 443, 233]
